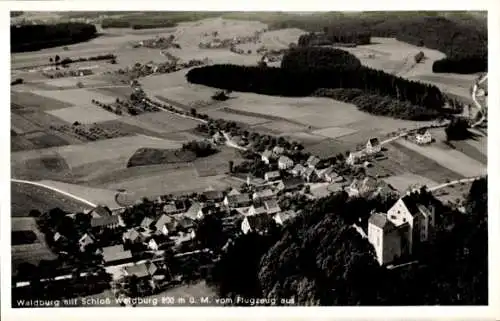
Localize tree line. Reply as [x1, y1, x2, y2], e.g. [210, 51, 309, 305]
[294, 14, 487, 74]
[11, 23, 98, 53]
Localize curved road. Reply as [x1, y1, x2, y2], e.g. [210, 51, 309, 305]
[471, 73, 488, 128]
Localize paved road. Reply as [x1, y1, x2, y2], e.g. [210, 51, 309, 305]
[428, 176, 482, 192]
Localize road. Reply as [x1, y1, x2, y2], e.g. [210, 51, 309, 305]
[471, 73, 488, 128]
[11, 178, 98, 208]
[428, 176, 482, 192]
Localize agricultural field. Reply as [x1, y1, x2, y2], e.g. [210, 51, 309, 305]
[383, 173, 439, 193]
[193, 146, 245, 177]
[11, 182, 92, 217]
[47, 105, 120, 124]
[11, 217, 58, 276]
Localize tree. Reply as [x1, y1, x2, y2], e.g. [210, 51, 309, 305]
[55, 55, 60, 64]
[445, 117, 471, 141]
[195, 214, 226, 251]
[228, 160, 234, 173]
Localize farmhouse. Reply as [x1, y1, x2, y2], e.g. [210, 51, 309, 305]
[366, 138, 381, 155]
[274, 210, 298, 226]
[183, 202, 202, 221]
[252, 189, 275, 202]
[278, 177, 305, 192]
[291, 164, 306, 176]
[264, 170, 281, 182]
[264, 199, 281, 215]
[346, 151, 367, 166]
[415, 129, 432, 145]
[302, 167, 317, 182]
[367, 192, 436, 265]
[278, 155, 294, 170]
[201, 190, 225, 203]
[261, 150, 274, 164]
[241, 213, 273, 235]
[89, 205, 112, 218]
[91, 215, 120, 231]
[223, 193, 252, 208]
[78, 233, 95, 252]
[154, 214, 178, 236]
[102, 244, 133, 266]
[306, 155, 321, 169]
[140, 217, 155, 229]
[247, 205, 268, 216]
[347, 176, 379, 197]
[122, 229, 143, 243]
[317, 167, 343, 183]
[272, 146, 285, 156]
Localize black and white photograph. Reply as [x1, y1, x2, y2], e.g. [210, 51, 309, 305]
[4, 3, 496, 319]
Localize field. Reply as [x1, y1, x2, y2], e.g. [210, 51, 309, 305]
[127, 148, 197, 167]
[12, 217, 58, 275]
[11, 182, 91, 217]
[383, 173, 439, 193]
[47, 105, 120, 124]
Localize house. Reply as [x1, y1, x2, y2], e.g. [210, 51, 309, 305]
[346, 151, 366, 166]
[247, 205, 268, 216]
[170, 230, 197, 246]
[162, 201, 186, 215]
[53, 232, 66, 243]
[122, 229, 143, 243]
[274, 210, 297, 225]
[415, 129, 432, 145]
[264, 171, 281, 182]
[278, 156, 294, 170]
[223, 193, 252, 208]
[272, 146, 285, 156]
[102, 244, 133, 266]
[367, 192, 436, 265]
[277, 177, 305, 192]
[88, 205, 112, 218]
[306, 155, 320, 169]
[366, 138, 381, 154]
[318, 167, 342, 183]
[241, 213, 273, 234]
[212, 131, 226, 144]
[147, 236, 168, 251]
[78, 233, 95, 252]
[201, 190, 225, 203]
[252, 189, 275, 202]
[154, 214, 178, 236]
[302, 167, 317, 182]
[123, 261, 158, 279]
[183, 202, 202, 221]
[264, 199, 281, 215]
[347, 176, 379, 197]
[91, 215, 120, 230]
[261, 150, 274, 164]
[368, 212, 409, 265]
[227, 188, 241, 196]
[140, 217, 155, 230]
[291, 164, 306, 176]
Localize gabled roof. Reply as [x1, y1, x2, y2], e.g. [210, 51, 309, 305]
[400, 194, 431, 218]
[184, 202, 202, 220]
[274, 210, 297, 224]
[306, 155, 320, 166]
[155, 214, 176, 231]
[124, 262, 157, 278]
[264, 199, 280, 212]
[272, 146, 285, 155]
[280, 177, 305, 189]
[102, 244, 132, 263]
[303, 167, 315, 177]
[278, 155, 293, 164]
[79, 233, 95, 243]
[227, 188, 241, 196]
[249, 205, 267, 216]
[202, 190, 224, 201]
[89, 206, 112, 217]
[292, 163, 306, 173]
[163, 203, 178, 214]
[226, 193, 251, 205]
[368, 138, 380, 146]
[253, 189, 275, 199]
[265, 171, 280, 179]
[140, 217, 155, 229]
[91, 215, 119, 228]
[123, 229, 141, 241]
[246, 214, 273, 231]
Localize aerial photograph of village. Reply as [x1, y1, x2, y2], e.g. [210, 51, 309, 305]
[10, 11, 487, 307]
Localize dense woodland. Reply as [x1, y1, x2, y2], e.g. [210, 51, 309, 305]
[207, 178, 487, 305]
[293, 14, 487, 74]
[187, 47, 447, 118]
[11, 23, 98, 52]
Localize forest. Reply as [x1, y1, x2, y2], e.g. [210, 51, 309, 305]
[294, 14, 487, 74]
[187, 47, 447, 118]
[207, 177, 487, 305]
[11, 23, 98, 53]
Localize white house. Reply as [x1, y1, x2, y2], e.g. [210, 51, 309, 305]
[78, 233, 95, 252]
[264, 171, 281, 182]
[241, 214, 272, 234]
[272, 146, 285, 156]
[224, 193, 252, 208]
[306, 155, 320, 169]
[261, 150, 274, 164]
[278, 156, 294, 170]
[274, 210, 297, 226]
[252, 189, 275, 202]
[247, 205, 268, 216]
[264, 199, 281, 215]
[291, 164, 306, 176]
[366, 138, 381, 155]
[346, 151, 366, 166]
[415, 129, 432, 145]
[368, 212, 408, 265]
